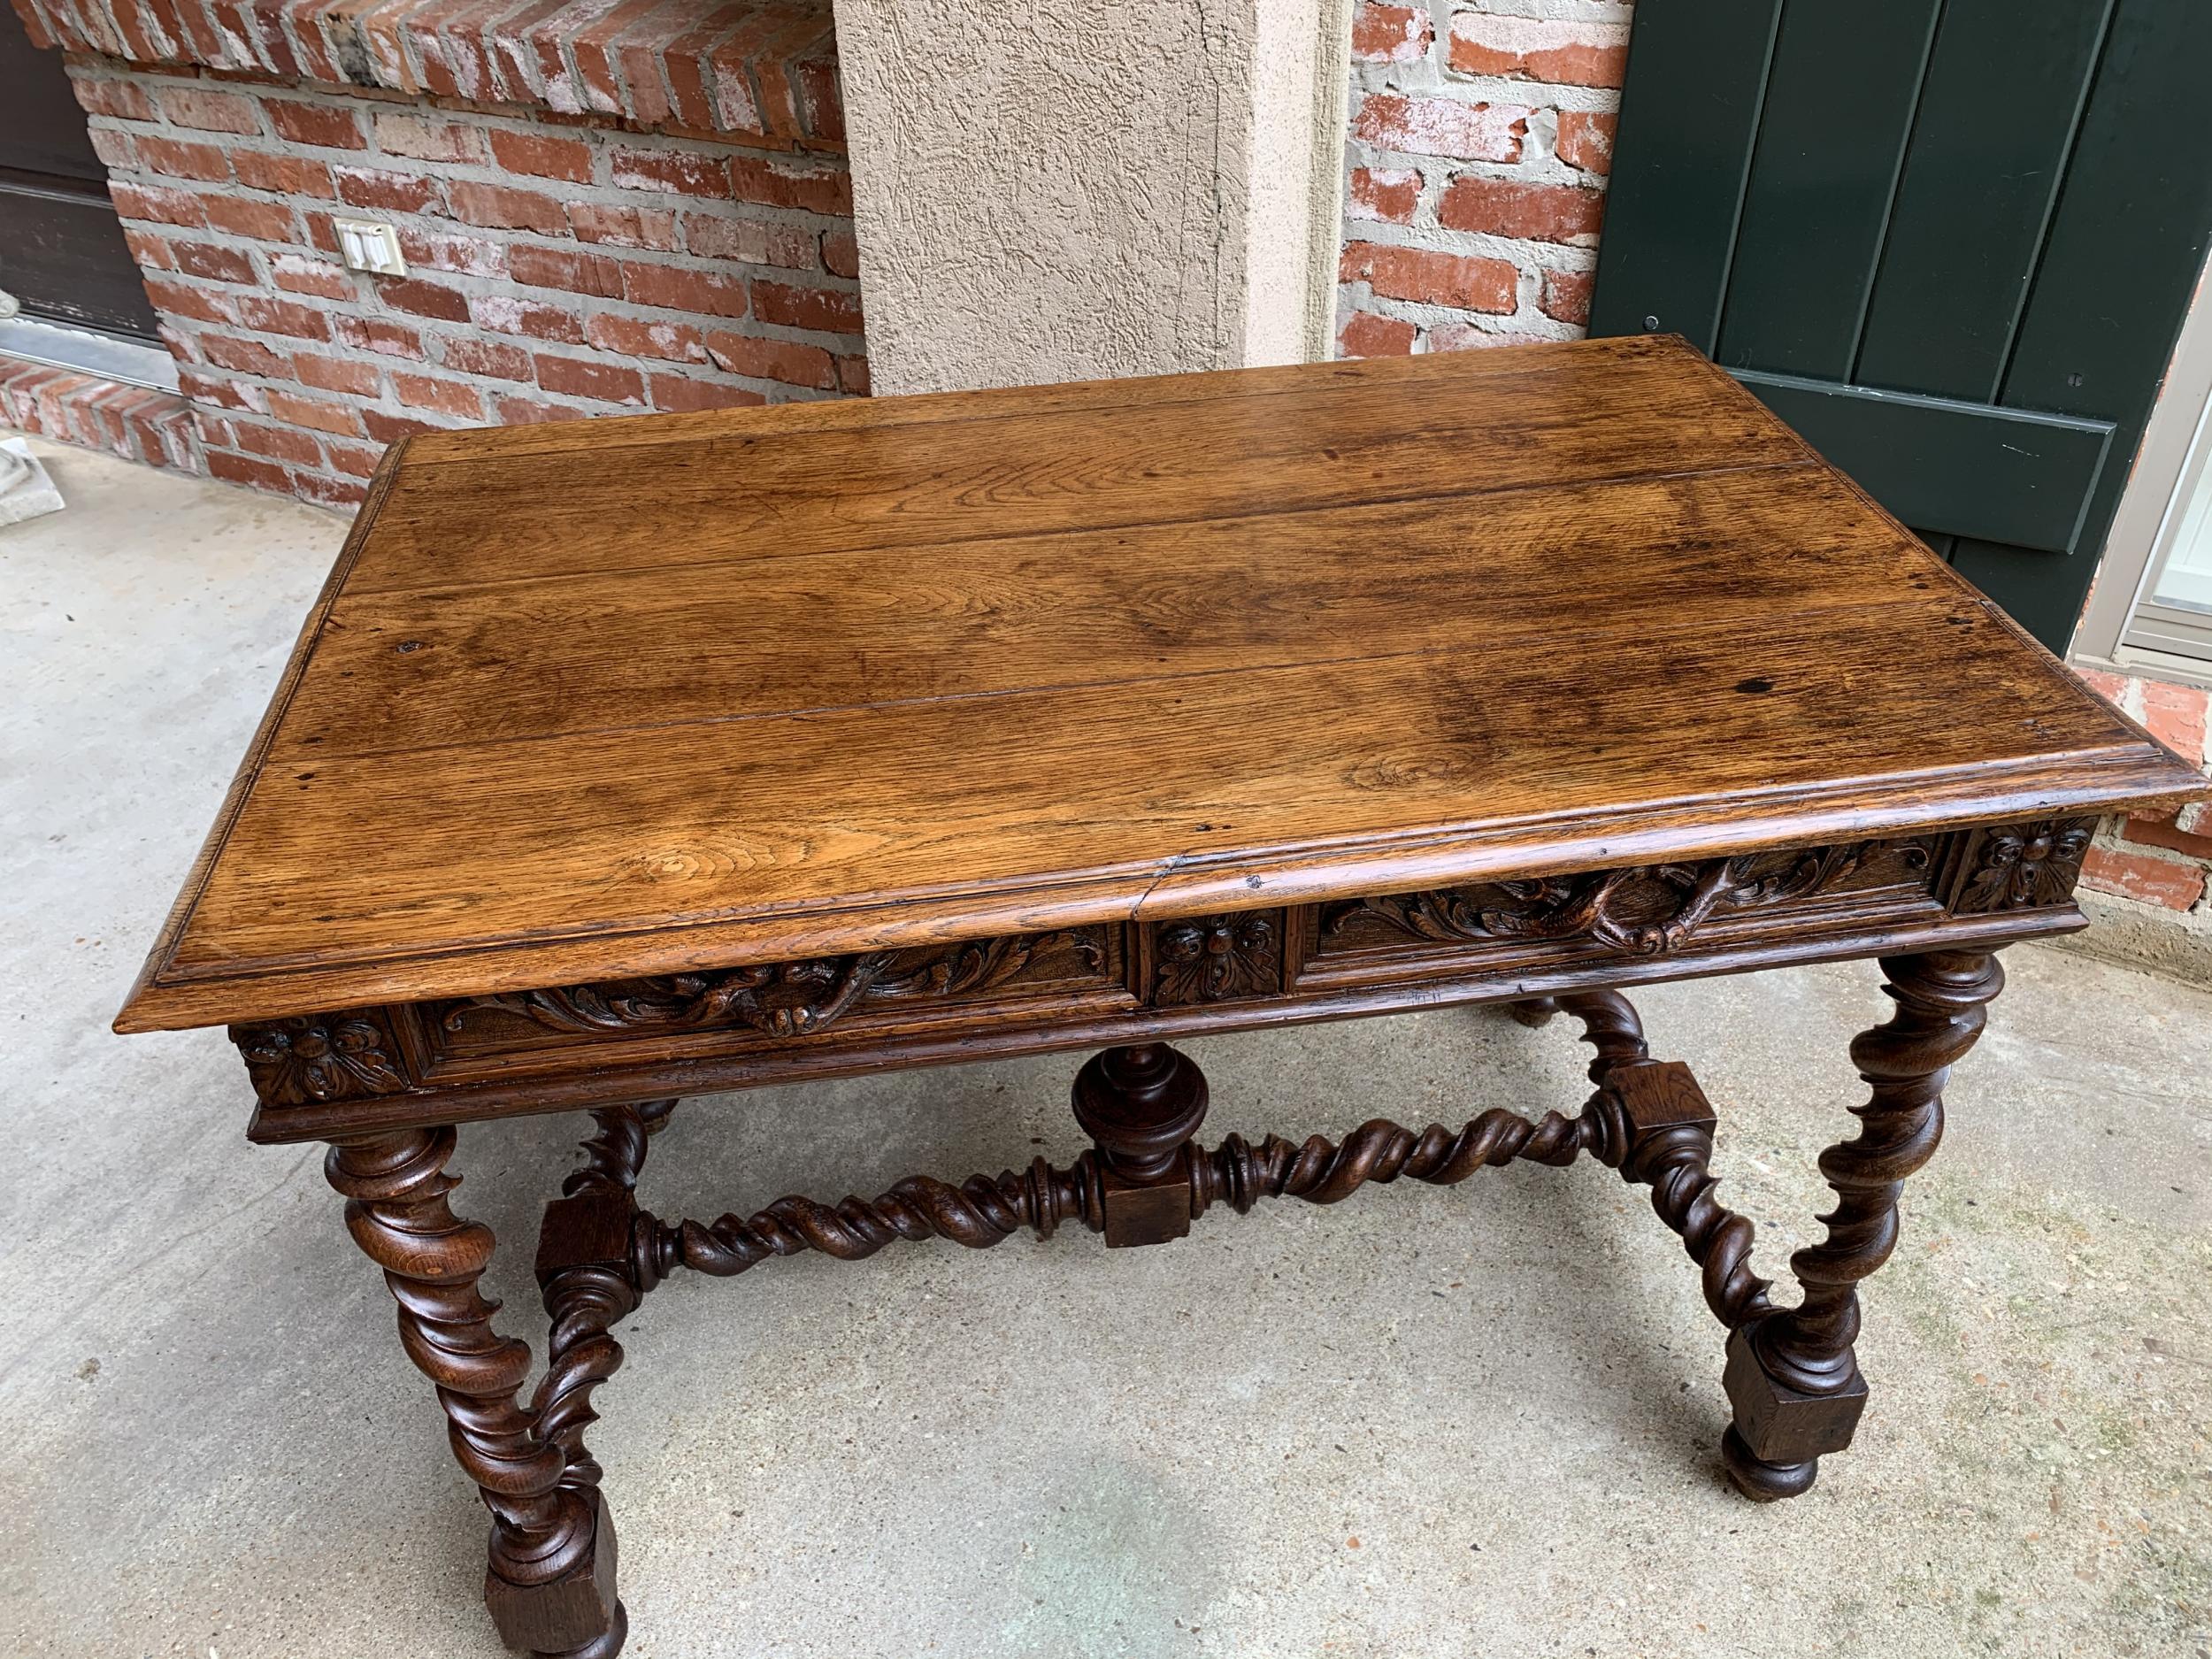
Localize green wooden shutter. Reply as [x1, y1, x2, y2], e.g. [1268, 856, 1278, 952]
[1589, 0, 2212, 652]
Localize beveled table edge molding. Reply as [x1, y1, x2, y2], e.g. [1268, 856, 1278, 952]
[113, 443, 407, 1038]
[117, 759, 2195, 1034]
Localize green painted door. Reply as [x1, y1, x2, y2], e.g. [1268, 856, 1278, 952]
[1588, 0, 2212, 651]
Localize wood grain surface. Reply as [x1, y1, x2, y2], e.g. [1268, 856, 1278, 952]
[117, 335, 2204, 1032]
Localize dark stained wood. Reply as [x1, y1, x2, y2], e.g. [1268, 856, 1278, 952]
[645, 987, 1653, 1279]
[1722, 947, 2003, 1500]
[322, 1128, 607, 1647]
[116, 339, 2199, 1033]
[1071, 1042, 1210, 1244]
[533, 1099, 675, 1494]
[247, 907, 2074, 1147]
[1607, 1058, 1771, 1332]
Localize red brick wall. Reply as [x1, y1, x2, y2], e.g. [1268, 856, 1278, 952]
[1339, 0, 1625, 356]
[2073, 671, 2212, 916]
[65, 57, 862, 507]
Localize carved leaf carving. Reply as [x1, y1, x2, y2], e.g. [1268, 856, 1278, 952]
[1955, 819, 2095, 913]
[445, 930, 1108, 1040]
[233, 1011, 409, 1105]
[1328, 842, 1924, 956]
[1153, 913, 1281, 1004]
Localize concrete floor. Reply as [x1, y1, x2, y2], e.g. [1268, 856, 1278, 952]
[3, 435, 2210, 1659]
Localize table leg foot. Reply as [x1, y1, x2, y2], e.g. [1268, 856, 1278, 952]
[487, 1488, 623, 1654]
[1717, 1322, 1864, 1500]
[534, 1601, 627, 1659]
[1719, 1426, 1817, 1502]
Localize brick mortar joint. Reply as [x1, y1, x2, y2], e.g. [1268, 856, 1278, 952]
[72, 52, 867, 495]
[1351, 70, 1624, 114]
[177, 334, 857, 405]
[2099, 816, 2212, 860]
[86, 111, 852, 173]
[137, 260, 867, 349]
[84, 64, 869, 373]
[1338, 218, 1601, 269]
[116, 204, 864, 296]
[172, 342, 861, 417]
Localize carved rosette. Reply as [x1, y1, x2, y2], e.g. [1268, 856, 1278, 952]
[1326, 841, 1924, 957]
[1953, 818, 2095, 913]
[1151, 912, 1281, 1004]
[443, 929, 1108, 1041]
[232, 1010, 408, 1105]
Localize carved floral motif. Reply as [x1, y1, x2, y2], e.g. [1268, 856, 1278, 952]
[1954, 818, 2095, 913]
[447, 930, 1108, 1040]
[1152, 912, 1281, 1004]
[233, 1011, 408, 1104]
[1329, 842, 1924, 957]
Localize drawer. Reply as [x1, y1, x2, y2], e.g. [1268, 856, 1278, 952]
[414, 924, 1130, 1086]
[1293, 835, 1951, 994]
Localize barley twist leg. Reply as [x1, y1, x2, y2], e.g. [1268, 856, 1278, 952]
[326, 1128, 600, 1649]
[1721, 950, 2003, 1500]
[521, 1100, 680, 1657]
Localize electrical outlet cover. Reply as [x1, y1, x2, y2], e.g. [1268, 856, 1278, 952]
[333, 219, 407, 277]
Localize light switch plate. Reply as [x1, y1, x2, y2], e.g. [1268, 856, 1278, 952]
[333, 219, 407, 277]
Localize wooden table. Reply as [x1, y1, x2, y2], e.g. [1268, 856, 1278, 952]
[118, 336, 2203, 1656]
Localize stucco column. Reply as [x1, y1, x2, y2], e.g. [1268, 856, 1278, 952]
[831, 0, 1352, 395]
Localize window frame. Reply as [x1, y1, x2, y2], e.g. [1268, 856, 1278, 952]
[2071, 260, 2212, 690]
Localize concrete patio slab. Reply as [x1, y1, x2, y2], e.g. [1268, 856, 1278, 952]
[3, 437, 2208, 1659]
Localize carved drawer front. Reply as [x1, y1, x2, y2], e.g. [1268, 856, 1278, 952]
[419, 925, 1128, 1081]
[1141, 910, 1287, 1006]
[1298, 837, 1949, 992]
[1946, 818, 2095, 914]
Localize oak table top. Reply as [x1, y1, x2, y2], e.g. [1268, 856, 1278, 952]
[116, 334, 2201, 1034]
